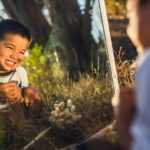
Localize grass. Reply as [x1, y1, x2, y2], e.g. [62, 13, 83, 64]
[0, 40, 136, 149]
[115, 48, 135, 87]
[0, 47, 135, 149]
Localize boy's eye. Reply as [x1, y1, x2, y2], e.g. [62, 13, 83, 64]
[6, 46, 14, 50]
[20, 51, 25, 55]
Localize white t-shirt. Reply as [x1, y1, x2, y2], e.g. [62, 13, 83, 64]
[131, 48, 150, 150]
[0, 66, 29, 88]
[0, 66, 29, 109]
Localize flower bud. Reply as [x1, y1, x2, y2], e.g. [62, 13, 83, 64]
[53, 112, 59, 118]
[54, 103, 58, 109]
[55, 107, 60, 113]
[59, 101, 65, 110]
[70, 105, 76, 113]
[51, 111, 55, 116]
[67, 99, 72, 107]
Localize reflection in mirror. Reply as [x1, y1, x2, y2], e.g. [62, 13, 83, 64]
[41, 0, 117, 147]
[0, 0, 119, 149]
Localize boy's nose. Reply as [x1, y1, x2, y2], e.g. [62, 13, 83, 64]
[10, 51, 18, 59]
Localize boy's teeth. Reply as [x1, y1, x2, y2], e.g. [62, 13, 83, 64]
[6, 60, 15, 65]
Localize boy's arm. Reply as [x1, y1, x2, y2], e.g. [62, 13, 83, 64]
[22, 87, 43, 106]
[22, 87, 43, 113]
[113, 87, 135, 150]
[17, 66, 29, 88]
[17, 67, 43, 111]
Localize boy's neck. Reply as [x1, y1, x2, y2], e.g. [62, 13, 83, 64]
[0, 70, 15, 76]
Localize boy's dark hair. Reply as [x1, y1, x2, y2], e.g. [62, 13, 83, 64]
[0, 19, 31, 41]
[139, 0, 150, 5]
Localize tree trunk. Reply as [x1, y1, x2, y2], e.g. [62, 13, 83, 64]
[48, 0, 97, 79]
[1, 0, 52, 45]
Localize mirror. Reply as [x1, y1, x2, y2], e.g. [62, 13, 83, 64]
[0, 0, 119, 149]
[46, 0, 119, 147]
[98, 0, 119, 92]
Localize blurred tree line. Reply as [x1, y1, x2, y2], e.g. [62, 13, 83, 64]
[1, 0, 106, 80]
[105, 0, 126, 16]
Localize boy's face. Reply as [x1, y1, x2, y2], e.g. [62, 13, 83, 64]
[127, 0, 150, 53]
[0, 33, 30, 73]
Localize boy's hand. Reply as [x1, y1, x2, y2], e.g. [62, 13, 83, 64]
[0, 82, 23, 102]
[22, 87, 43, 106]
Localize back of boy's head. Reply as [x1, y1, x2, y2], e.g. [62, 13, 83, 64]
[128, 0, 150, 6]
[139, 0, 150, 5]
[0, 19, 31, 41]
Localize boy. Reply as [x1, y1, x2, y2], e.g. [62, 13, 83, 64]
[114, 0, 150, 150]
[0, 19, 42, 110]
[0, 19, 43, 148]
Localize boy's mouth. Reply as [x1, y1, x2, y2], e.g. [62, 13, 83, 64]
[5, 60, 16, 68]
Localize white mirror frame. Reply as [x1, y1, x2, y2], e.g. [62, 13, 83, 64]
[98, 0, 119, 93]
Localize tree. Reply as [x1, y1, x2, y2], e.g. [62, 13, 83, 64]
[1, 0, 52, 45]
[2, 0, 103, 79]
[47, 0, 98, 79]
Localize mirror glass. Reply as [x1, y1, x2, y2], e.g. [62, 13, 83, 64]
[0, 0, 118, 149]
[45, 0, 116, 147]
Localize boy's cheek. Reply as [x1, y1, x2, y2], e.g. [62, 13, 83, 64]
[18, 58, 24, 63]
[12, 58, 24, 69]
[18, 57, 24, 65]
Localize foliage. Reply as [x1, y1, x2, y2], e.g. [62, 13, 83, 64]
[49, 99, 82, 129]
[105, 0, 126, 16]
[23, 44, 65, 89]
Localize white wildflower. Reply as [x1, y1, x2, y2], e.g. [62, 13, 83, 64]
[51, 111, 55, 116]
[58, 101, 65, 110]
[54, 103, 58, 109]
[64, 108, 70, 117]
[70, 105, 76, 113]
[53, 111, 59, 118]
[55, 106, 60, 113]
[67, 99, 72, 107]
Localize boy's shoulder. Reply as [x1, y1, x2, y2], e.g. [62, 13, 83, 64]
[16, 66, 27, 74]
[137, 50, 150, 78]
[15, 66, 29, 87]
